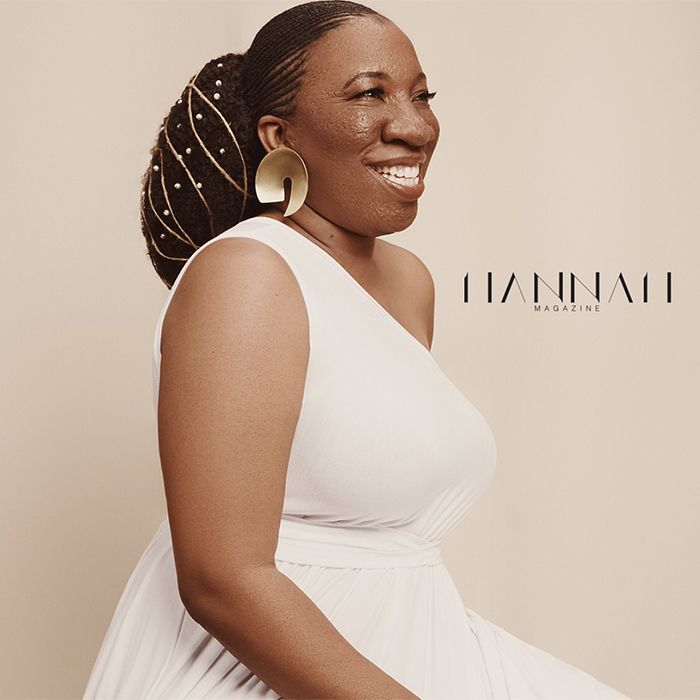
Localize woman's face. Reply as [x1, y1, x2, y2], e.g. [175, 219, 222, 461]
[286, 15, 440, 237]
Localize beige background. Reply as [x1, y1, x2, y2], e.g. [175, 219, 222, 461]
[1, 1, 698, 698]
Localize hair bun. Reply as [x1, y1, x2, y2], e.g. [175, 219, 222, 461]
[141, 1, 382, 288]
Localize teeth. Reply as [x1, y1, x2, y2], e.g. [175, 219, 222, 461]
[369, 163, 420, 184]
[378, 172, 419, 186]
[370, 164, 420, 178]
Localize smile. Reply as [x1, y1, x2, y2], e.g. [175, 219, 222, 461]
[366, 163, 425, 200]
[368, 164, 420, 186]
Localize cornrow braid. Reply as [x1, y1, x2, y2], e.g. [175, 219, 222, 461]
[140, 0, 384, 288]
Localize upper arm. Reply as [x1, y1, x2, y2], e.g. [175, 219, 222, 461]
[157, 236, 309, 607]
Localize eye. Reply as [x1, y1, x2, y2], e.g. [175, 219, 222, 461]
[353, 87, 437, 102]
[355, 87, 384, 99]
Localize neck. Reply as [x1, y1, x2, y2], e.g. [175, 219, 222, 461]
[259, 203, 379, 268]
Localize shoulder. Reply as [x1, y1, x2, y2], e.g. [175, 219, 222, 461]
[377, 238, 435, 306]
[181, 235, 297, 288]
[376, 239, 435, 347]
[172, 235, 303, 307]
[162, 235, 308, 355]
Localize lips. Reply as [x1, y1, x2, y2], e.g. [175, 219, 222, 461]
[365, 162, 425, 201]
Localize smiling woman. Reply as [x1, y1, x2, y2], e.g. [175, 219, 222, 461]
[83, 2, 631, 699]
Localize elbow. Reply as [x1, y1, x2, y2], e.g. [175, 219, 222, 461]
[177, 578, 212, 624]
[177, 562, 277, 626]
[177, 568, 237, 625]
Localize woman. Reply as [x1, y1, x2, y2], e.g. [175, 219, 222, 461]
[84, 2, 631, 698]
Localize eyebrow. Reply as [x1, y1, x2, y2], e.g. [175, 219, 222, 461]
[342, 70, 427, 89]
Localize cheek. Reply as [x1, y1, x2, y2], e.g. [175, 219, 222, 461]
[299, 106, 377, 166]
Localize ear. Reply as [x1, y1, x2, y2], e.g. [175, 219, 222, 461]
[257, 116, 290, 154]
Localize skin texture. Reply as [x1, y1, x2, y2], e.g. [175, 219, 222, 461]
[257, 13, 439, 352]
[158, 15, 439, 700]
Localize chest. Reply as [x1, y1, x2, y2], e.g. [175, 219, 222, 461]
[282, 291, 497, 523]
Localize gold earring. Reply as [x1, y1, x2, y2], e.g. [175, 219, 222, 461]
[254, 145, 309, 217]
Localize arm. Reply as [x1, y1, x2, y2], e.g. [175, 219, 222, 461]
[157, 237, 419, 700]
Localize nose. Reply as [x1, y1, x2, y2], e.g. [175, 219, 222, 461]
[381, 95, 436, 147]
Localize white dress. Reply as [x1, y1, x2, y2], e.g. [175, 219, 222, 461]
[83, 215, 631, 699]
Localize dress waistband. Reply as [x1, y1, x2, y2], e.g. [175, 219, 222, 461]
[274, 517, 442, 569]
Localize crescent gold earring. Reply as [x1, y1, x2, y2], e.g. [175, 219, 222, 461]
[254, 145, 309, 217]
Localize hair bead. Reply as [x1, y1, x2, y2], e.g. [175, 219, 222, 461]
[143, 2, 382, 284]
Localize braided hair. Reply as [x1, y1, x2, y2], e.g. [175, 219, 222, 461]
[140, 0, 384, 288]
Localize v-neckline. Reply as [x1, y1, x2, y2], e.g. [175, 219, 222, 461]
[248, 216, 435, 361]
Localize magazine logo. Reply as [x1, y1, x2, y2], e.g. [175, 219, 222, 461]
[463, 272, 673, 312]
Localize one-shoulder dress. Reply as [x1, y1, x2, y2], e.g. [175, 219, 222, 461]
[83, 215, 631, 699]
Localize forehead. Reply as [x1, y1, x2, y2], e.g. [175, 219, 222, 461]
[300, 16, 421, 91]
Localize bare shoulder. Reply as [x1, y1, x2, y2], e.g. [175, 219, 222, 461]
[377, 238, 435, 308]
[379, 239, 433, 285]
[376, 238, 435, 348]
[162, 235, 309, 358]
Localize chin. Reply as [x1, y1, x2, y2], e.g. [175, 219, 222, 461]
[377, 202, 418, 233]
